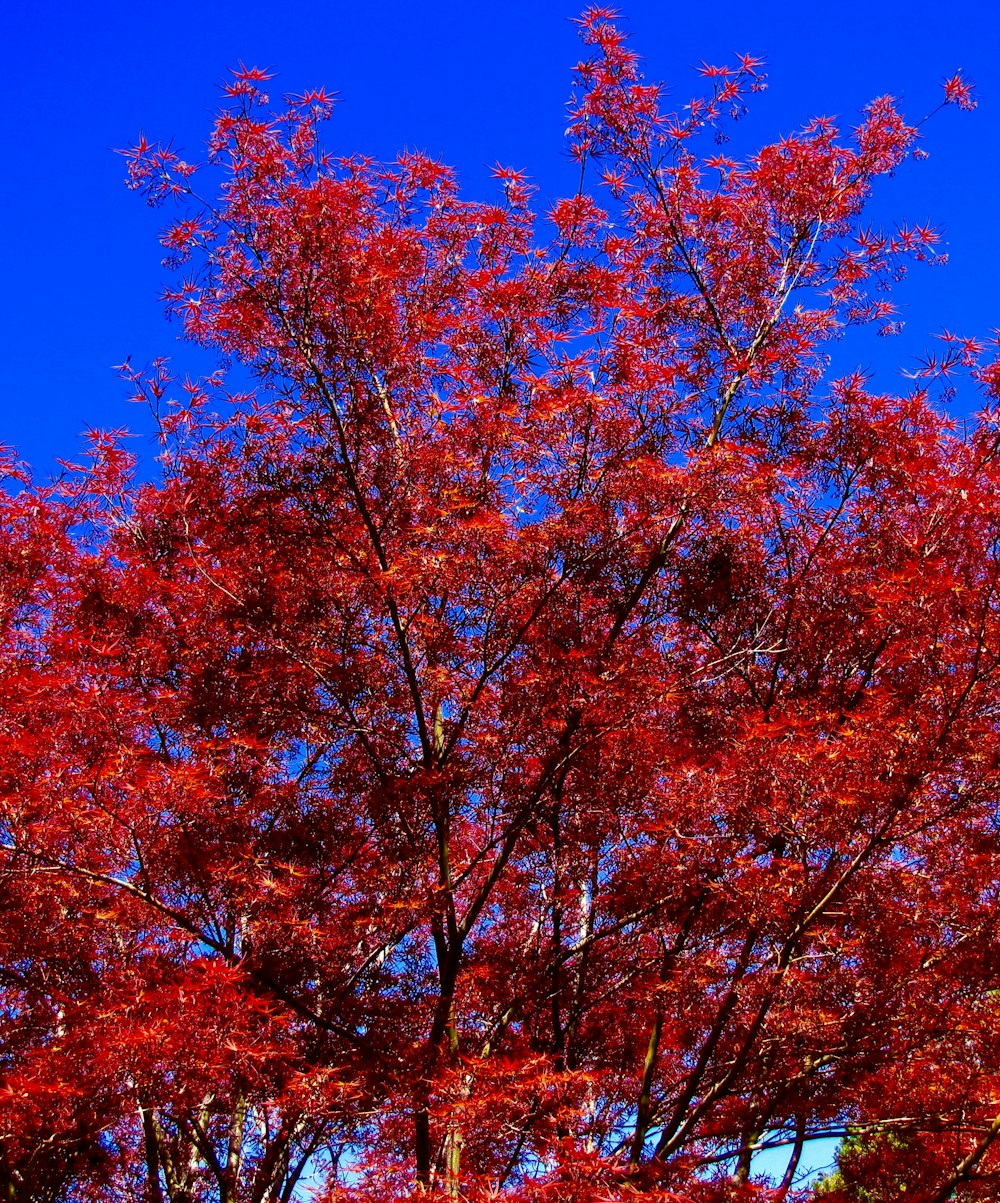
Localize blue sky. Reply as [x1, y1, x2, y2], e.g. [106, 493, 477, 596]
[4, 0, 999, 476]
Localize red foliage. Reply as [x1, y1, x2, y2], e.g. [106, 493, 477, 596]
[943, 72, 977, 112]
[3, 13, 998, 1202]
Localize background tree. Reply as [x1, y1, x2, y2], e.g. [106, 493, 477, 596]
[0, 9, 997, 1200]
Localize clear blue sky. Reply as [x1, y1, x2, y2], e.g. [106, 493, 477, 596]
[4, 0, 999, 476]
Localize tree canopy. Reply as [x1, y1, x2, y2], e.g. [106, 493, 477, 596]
[0, 11, 996, 1201]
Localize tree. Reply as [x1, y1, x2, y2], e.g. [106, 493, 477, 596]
[1, 9, 997, 1200]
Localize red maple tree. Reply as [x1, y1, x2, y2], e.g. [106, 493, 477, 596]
[1, 10, 997, 1200]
